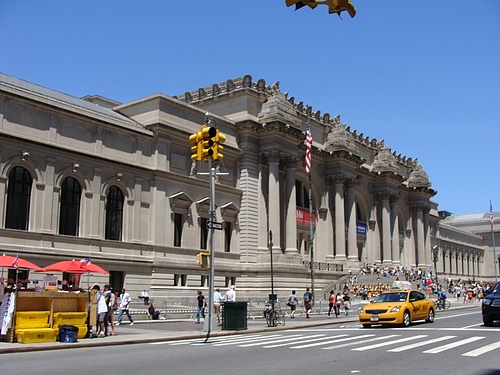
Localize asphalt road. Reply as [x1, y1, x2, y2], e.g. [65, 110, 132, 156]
[2, 309, 500, 375]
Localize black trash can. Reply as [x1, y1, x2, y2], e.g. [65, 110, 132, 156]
[58, 324, 79, 343]
[222, 301, 248, 330]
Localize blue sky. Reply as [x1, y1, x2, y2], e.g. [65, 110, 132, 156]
[1, 1, 499, 216]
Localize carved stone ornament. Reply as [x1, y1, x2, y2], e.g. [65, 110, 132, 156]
[317, 164, 324, 177]
[407, 162, 431, 188]
[325, 122, 358, 154]
[372, 144, 400, 174]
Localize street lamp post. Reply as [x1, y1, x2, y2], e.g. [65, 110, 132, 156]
[432, 245, 439, 287]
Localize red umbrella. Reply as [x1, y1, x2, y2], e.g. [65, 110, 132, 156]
[38, 259, 109, 275]
[0, 254, 42, 270]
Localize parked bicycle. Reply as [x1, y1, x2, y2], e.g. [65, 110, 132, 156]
[264, 300, 285, 327]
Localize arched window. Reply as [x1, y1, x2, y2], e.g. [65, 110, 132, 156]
[5, 166, 32, 230]
[59, 177, 81, 236]
[105, 185, 123, 241]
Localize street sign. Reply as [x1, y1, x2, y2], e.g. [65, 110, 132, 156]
[207, 221, 222, 230]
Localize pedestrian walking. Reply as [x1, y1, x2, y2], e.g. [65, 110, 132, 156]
[335, 292, 343, 317]
[213, 288, 223, 326]
[303, 288, 314, 318]
[287, 290, 298, 318]
[342, 292, 351, 316]
[115, 288, 134, 326]
[327, 290, 335, 318]
[196, 289, 206, 324]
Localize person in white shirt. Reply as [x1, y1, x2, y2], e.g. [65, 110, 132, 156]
[139, 290, 149, 305]
[116, 288, 134, 326]
[213, 288, 224, 325]
[225, 285, 236, 302]
[93, 284, 108, 337]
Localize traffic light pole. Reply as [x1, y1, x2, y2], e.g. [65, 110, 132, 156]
[202, 160, 215, 341]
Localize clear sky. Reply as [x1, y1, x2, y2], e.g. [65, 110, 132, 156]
[1, 1, 499, 216]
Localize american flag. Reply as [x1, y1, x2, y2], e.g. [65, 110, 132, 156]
[80, 257, 91, 266]
[12, 253, 19, 269]
[490, 200, 494, 233]
[305, 121, 312, 174]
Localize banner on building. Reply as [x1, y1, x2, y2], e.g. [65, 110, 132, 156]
[296, 208, 316, 225]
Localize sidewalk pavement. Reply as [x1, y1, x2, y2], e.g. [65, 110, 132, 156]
[0, 300, 481, 354]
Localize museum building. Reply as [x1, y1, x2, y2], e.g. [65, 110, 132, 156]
[0, 72, 494, 300]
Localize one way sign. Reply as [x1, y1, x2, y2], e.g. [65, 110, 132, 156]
[207, 221, 222, 230]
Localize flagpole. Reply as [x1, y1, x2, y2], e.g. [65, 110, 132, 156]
[308, 169, 315, 300]
[305, 113, 315, 300]
[491, 200, 498, 283]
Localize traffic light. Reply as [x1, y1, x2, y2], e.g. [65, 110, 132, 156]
[189, 129, 203, 161]
[196, 252, 210, 268]
[200, 125, 216, 161]
[285, 0, 317, 10]
[285, 0, 356, 18]
[210, 129, 226, 161]
[327, 0, 356, 18]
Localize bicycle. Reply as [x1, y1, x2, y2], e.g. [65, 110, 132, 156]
[435, 298, 451, 310]
[264, 300, 285, 327]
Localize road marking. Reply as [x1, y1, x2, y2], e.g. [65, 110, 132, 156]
[352, 335, 427, 351]
[462, 341, 500, 357]
[322, 334, 400, 350]
[422, 336, 484, 354]
[433, 311, 480, 320]
[291, 334, 375, 349]
[209, 334, 287, 346]
[239, 334, 315, 347]
[264, 334, 342, 348]
[387, 336, 456, 352]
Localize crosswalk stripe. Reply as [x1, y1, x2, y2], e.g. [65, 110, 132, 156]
[462, 341, 500, 357]
[210, 334, 287, 346]
[352, 335, 427, 351]
[239, 334, 317, 347]
[422, 336, 484, 354]
[264, 334, 344, 348]
[322, 334, 400, 350]
[387, 336, 456, 352]
[292, 334, 375, 349]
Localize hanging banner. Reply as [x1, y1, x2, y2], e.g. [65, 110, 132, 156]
[296, 208, 316, 225]
[356, 221, 367, 235]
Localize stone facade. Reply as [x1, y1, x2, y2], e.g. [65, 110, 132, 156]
[0, 73, 492, 301]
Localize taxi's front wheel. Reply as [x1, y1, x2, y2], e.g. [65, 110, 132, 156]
[402, 311, 411, 327]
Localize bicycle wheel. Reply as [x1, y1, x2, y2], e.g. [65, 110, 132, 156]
[266, 310, 277, 327]
[276, 309, 285, 326]
[444, 300, 451, 309]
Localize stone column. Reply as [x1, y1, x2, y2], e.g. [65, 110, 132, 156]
[268, 152, 281, 252]
[284, 158, 298, 254]
[346, 179, 357, 262]
[450, 247, 456, 275]
[391, 196, 400, 265]
[424, 208, 431, 266]
[332, 175, 346, 260]
[416, 205, 426, 267]
[381, 192, 392, 265]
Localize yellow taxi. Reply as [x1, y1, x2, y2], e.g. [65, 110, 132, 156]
[358, 289, 435, 328]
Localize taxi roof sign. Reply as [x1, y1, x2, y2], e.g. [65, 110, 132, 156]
[391, 281, 412, 290]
